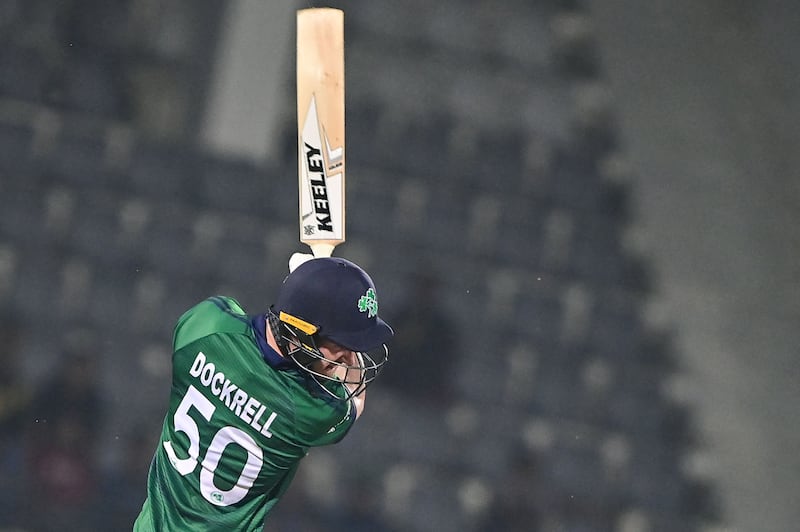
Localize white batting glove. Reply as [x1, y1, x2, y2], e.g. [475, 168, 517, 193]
[289, 252, 315, 273]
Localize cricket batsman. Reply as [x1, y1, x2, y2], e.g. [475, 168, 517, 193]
[133, 254, 393, 530]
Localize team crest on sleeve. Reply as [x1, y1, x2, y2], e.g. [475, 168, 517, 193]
[357, 288, 378, 318]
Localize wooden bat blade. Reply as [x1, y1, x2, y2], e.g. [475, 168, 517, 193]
[297, 8, 345, 258]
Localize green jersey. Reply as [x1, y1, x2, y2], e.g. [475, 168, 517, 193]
[134, 296, 356, 531]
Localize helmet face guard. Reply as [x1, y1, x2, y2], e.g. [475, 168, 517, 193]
[268, 309, 388, 401]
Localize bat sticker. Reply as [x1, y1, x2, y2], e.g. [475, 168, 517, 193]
[299, 95, 344, 239]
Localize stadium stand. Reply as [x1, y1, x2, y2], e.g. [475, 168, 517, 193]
[0, 1, 721, 530]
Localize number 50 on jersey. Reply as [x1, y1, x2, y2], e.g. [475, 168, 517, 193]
[297, 8, 345, 259]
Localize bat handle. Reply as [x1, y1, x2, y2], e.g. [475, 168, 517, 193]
[309, 243, 336, 258]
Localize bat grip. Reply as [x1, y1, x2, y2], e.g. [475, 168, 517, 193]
[309, 243, 336, 258]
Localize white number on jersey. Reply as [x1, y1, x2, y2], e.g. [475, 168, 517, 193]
[163, 385, 264, 506]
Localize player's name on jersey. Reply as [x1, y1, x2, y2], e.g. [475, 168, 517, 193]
[189, 351, 278, 438]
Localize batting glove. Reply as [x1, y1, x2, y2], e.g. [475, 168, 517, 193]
[289, 252, 315, 273]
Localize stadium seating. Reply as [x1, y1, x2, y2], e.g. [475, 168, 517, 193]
[0, 1, 721, 530]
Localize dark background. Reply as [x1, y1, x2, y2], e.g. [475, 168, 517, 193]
[0, 1, 797, 531]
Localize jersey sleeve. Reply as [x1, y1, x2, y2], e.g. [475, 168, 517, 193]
[297, 395, 357, 447]
[173, 296, 247, 352]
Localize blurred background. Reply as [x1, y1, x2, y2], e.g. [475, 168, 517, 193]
[0, 0, 797, 531]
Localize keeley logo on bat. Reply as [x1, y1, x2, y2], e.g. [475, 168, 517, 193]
[303, 143, 332, 232]
[300, 95, 343, 238]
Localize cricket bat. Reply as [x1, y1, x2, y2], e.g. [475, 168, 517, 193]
[297, 8, 345, 258]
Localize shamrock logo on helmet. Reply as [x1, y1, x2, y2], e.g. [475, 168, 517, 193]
[357, 288, 378, 318]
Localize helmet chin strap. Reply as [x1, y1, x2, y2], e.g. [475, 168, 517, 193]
[266, 310, 289, 356]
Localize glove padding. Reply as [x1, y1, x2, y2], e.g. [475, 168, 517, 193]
[289, 252, 315, 273]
